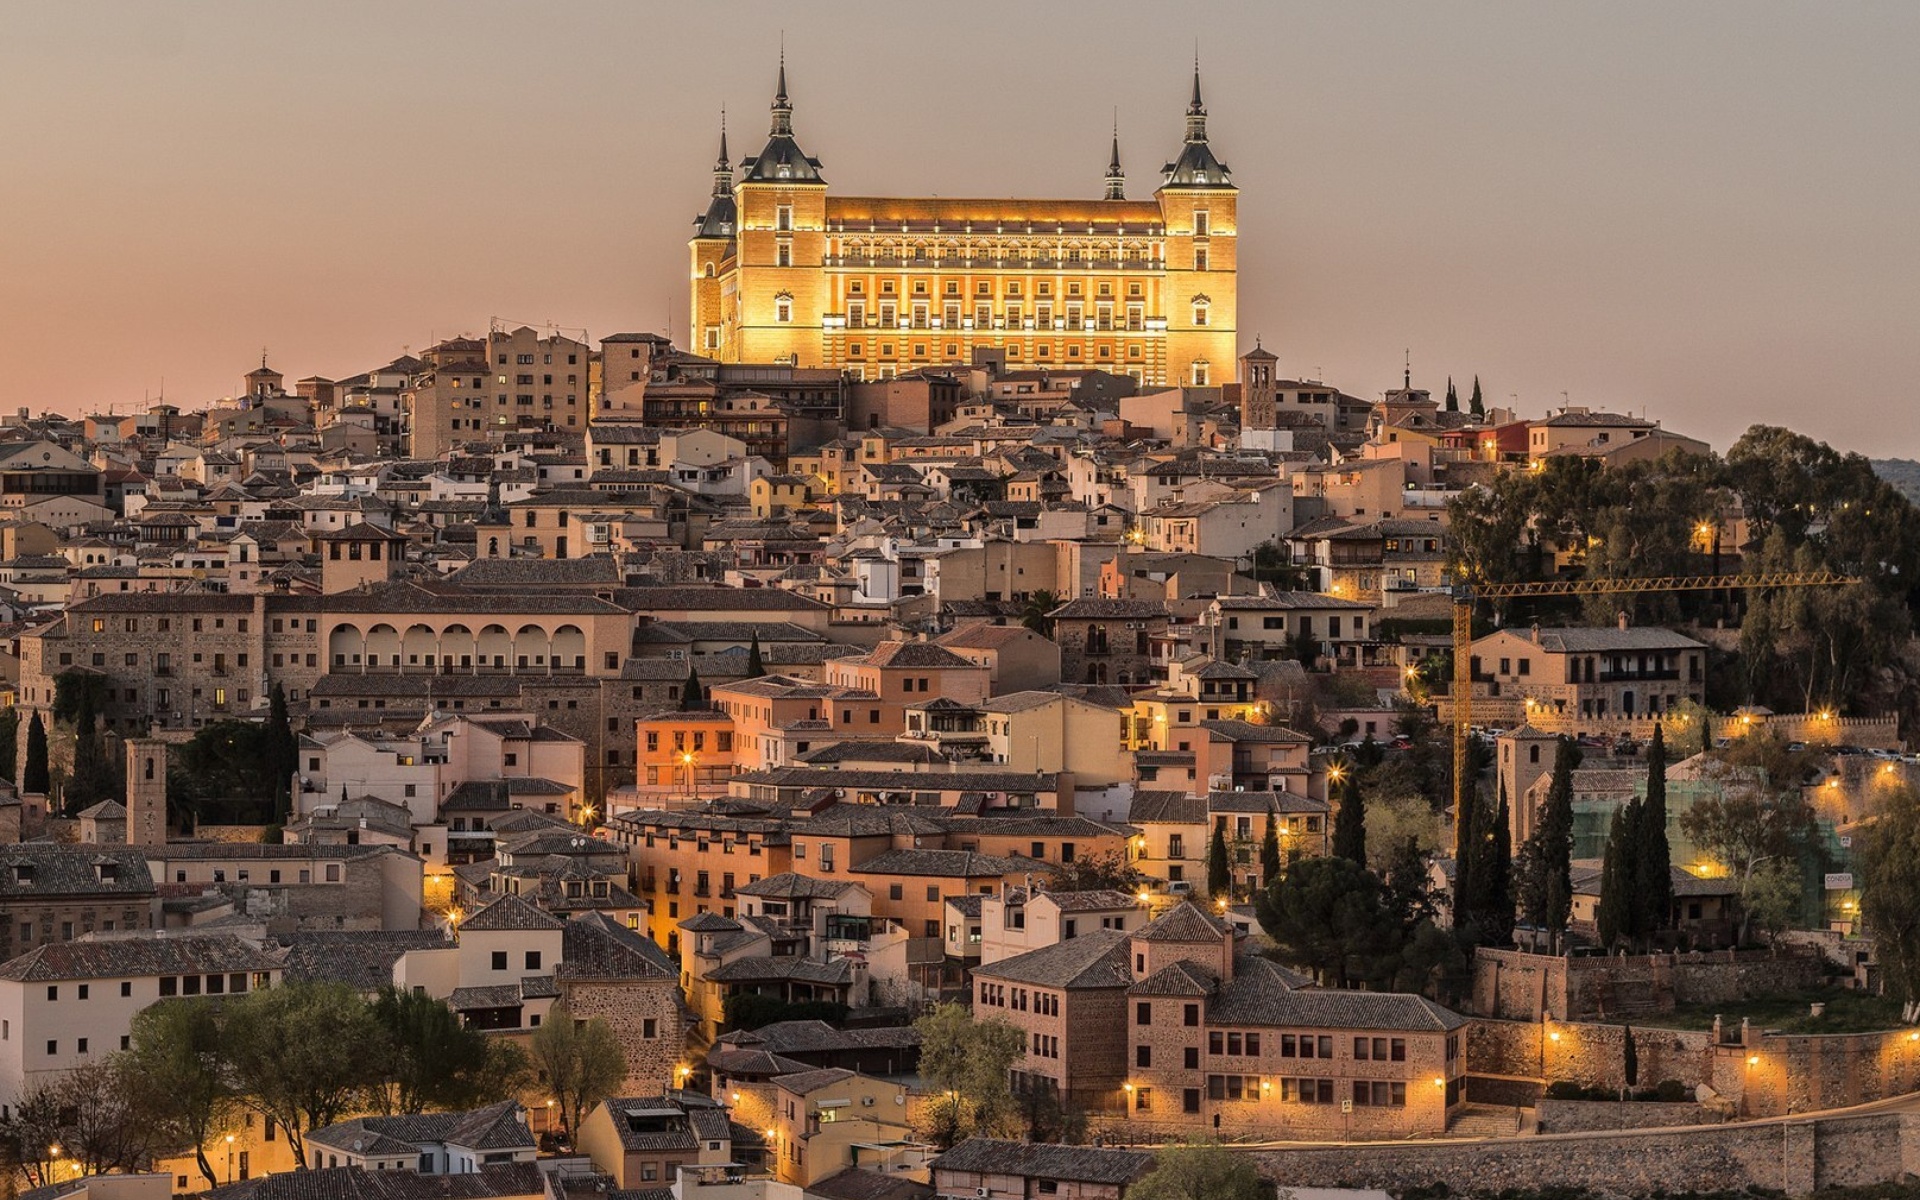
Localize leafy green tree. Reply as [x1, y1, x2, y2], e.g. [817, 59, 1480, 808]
[1206, 822, 1232, 900]
[679, 662, 706, 711]
[1129, 1143, 1273, 1200]
[0, 705, 18, 784]
[745, 631, 766, 678]
[1860, 785, 1920, 1021]
[1332, 772, 1366, 865]
[126, 998, 234, 1189]
[369, 987, 527, 1114]
[1254, 854, 1403, 989]
[1047, 848, 1143, 894]
[1636, 724, 1676, 936]
[168, 720, 286, 826]
[222, 981, 385, 1165]
[1468, 375, 1484, 417]
[529, 1004, 628, 1142]
[913, 1004, 1026, 1148]
[1745, 860, 1804, 950]
[1260, 811, 1282, 885]
[22, 710, 49, 795]
[1678, 760, 1816, 943]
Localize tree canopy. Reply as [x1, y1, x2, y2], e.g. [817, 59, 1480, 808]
[913, 1003, 1026, 1148]
[529, 1003, 628, 1141]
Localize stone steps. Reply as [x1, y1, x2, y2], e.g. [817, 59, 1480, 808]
[1448, 1105, 1523, 1138]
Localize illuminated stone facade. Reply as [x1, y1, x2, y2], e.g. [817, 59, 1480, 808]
[692, 61, 1239, 387]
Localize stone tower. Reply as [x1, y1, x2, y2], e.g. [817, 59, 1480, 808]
[1497, 725, 1561, 847]
[1240, 340, 1278, 430]
[124, 737, 169, 847]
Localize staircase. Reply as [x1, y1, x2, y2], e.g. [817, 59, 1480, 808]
[1447, 1105, 1524, 1138]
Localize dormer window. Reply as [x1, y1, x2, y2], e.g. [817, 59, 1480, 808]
[12, 864, 33, 885]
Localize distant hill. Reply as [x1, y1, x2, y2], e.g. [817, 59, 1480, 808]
[1873, 459, 1920, 505]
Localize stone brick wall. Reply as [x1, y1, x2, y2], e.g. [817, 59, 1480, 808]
[562, 977, 688, 1097]
[1535, 1099, 1724, 1133]
[1473, 948, 1824, 1022]
[1248, 1109, 1918, 1197]
[1469, 1017, 1920, 1118]
[1468, 1018, 1715, 1093]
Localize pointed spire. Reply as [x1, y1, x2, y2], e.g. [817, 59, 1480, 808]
[770, 46, 793, 137]
[712, 109, 733, 199]
[1104, 112, 1126, 201]
[1185, 50, 1209, 144]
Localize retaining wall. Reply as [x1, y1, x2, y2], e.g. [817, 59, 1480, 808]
[1250, 1109, 1919, 1197]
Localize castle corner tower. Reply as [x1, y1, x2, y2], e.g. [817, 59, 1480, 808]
[1155, 62, 1238, 388]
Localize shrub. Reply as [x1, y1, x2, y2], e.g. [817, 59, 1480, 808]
[1654, 1079, 1690, 1102]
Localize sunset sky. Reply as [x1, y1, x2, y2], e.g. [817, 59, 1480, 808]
[2, 1, 1916, 456]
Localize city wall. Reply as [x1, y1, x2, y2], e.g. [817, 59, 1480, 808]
[1250, 1108, 1918, 1197]
[1467, 1017, 1920, 1118]
[1474, 947, 1824, 1022]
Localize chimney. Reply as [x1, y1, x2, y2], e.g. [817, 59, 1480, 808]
[1617, 610, 1630, 631]
[1530, 623, 1540, 645]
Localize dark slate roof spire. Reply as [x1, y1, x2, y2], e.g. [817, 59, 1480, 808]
[1160, 54, 1232, 190]
[1104, 113, 1125, 201]
[771, 46, 793, 137]
[741, 49, 824, 184]
[694, 110, 739, 238]
[713, 109, 732, 196]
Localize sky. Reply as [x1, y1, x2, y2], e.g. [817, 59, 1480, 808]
[2, 1, 1917, 458]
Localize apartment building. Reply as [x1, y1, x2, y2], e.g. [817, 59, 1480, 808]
[0, 934, 284, 1117]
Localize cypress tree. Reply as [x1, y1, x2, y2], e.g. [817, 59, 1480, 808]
[1260, 809, 1282, 885]
[0, 706, 17, 785]
[679, 663, 705, 711]
[1623, 1024, 1640, 1097]
[1207, 822, 1232, 900]
[1638, 724, 1676, 937]
[1541, 737, 1576, 951]
[268, 682, 297, 823]
[1445, 376, 1459, 413]
[1469, 375, 1485, 417]
[1453, 782, 1479, 928]
[1333, 772, 1366, 866]
[1596, 804, 1633, 950]
[23, 710, 50, 796]
[1474, 783, 1515, 946]
[745, 631, 766, 678]
[67, 691, 116, 814]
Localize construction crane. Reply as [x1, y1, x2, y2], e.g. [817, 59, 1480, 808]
[1447, 570, 1863, 819]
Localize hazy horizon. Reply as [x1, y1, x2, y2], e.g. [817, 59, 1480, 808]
[2, 1, 1916, 457]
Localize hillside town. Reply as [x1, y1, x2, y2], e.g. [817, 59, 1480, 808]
[1, 53, 1919, 1200]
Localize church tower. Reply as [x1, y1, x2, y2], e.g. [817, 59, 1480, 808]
[1156, 62, 1238, 388]
[124, 738, 168, 847]
[1240, 339, 1277, 430]
[728, 55, 828, 366]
